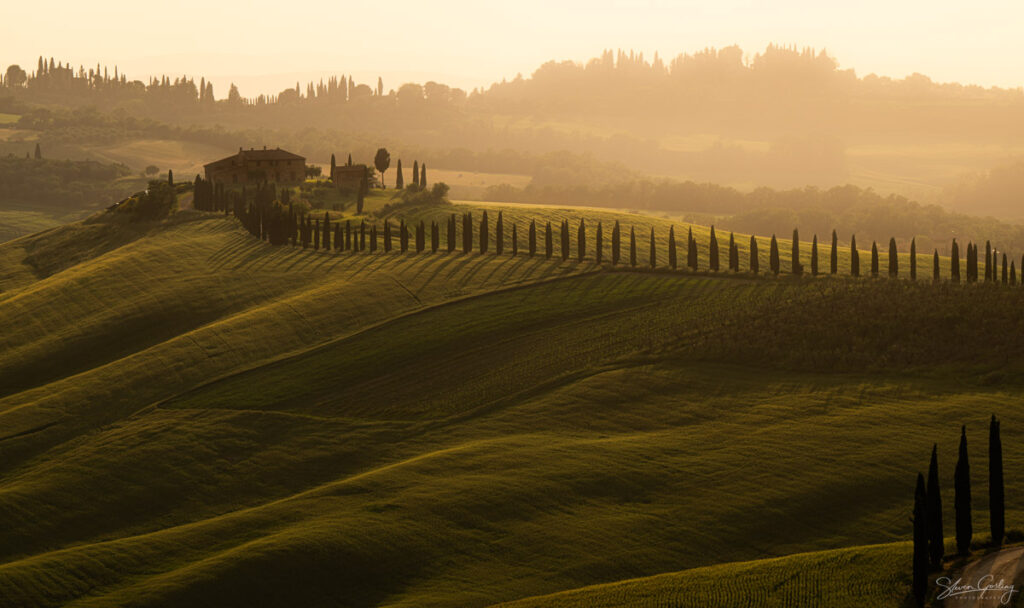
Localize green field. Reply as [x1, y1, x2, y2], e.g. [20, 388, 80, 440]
[0, 202, 1021, 606]
[0, 113, 20, 125]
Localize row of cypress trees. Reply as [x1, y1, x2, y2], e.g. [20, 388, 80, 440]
[228, 201, 1020, 284]
[911, 416, 1005, 607]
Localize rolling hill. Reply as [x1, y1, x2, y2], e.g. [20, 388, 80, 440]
[0, 202, 1021, 607]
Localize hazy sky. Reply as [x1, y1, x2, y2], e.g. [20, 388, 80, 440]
[3, 0, 1023, 98]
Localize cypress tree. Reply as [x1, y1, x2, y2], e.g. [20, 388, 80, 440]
[933, 250, 940, 282]
[830, 229, 838, 274]
[955, 425, 972, 555]
[370, 225, 377, 252]
[412, 160, 419, 188]
[810, 234, 819, 276]
[990, 415, 1004, 546]
[688, 228, 697, 270]
[629, 227, 637, 267]
[913, 472, 929, 607]
[384, 220, 392, 252]
[927, 444, 944, 569]
[596, 222, 604, 264]
[416, 221, 425, 253]
[749, 236, 759, 274]
[168, 169, 174, 186]
[331, 153, 337, 181]
[985, 241, 992, 282]
[511, 223, 518, 256]
[34, 143, 42, 160]
[447, 214, 456, 252]
[463, 213, 473, 254]
[951, 239, 961, 283]
[496, 212, 504, 255]
[395, 159, 404, 189]
[709, 226, 719, 272]
[870, 241, 879, 276]
[650, 227, 657, 268]
[400, 219, 408, 252]
[431, 221, 439, 252]
[314, 219, 320, 250]
[769, 235, 780, 275]
[791, 228, 802, 276]
[560, 220, 570, 261]
[1002, 253, 1009, 284]
[910, 238, 917, 280]
[968, 243, 978, 282]
[480, 210, 489, 254]
[728, 232, 737, 271]
[545, 222, 553, 259]
[420, 163, 426, 188]
[1012, 261, 1017, 285]
[344, 220, 352, 251]
[578, 219, 586, 262]
[851, 235, 860, 277]
[322, 213, 331, 250]
[612, 221, 621, 265]
[529, 220, 537, 257]
[888, 237, 898, 277]
[359, 221, 366, 251]
[668, 226, 677, 270]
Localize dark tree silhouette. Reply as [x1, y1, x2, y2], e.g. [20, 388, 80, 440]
[870, 241, 879, 276]
[913, 472, 929, 608]
[578, 219, 586, 262]
[688, 228, 697, 270]
[951, 239, 960, 283]
[529, 220, 537, 257]
[480, 210, 489, 254]
[910, 238, 917, 280]
[330, 153, 337, 181]
[728, 232, 737, 271]
[650, 227, 657, 268]
[709, 226, 719, 272]
[955, 425, 972, 555]
[168, 169, 174, 186]
[668, 226, 677, 270]
[769, 234, 780, 275]
[412, 160, 419, 188]
[447, 214, 456, 252]
[383, 220, 392, 252]
[810, 234, 818, 276]
[322, 212, 331, 250]
[990, 415, 1005, 547]
[933, 250, 940, 282]
[927, 444, 944, 570]
[1012, 261, 1017, 285]
[1002, 253, 1009, 284]
[596, 222, 604, 264]
[612, 221, 621, 265]
[395, 159, 404, 189]
[496, 212, 504, 255]
[791, 228, 802, 276]
[33, 143, 42, 160]
[399, 219, 408, 252]
[830, 230, 838, 274]
[314, 219, 320, 250]
[629, 227, 637, 267]
[374, 148, 390, 188]
[851, 235, 860, 277]
[749, 236, 759, 274]
[463, 212, 473, 254]
[545, 222, 553, 259]
[888, 238, 898, 278]
[985, 241, 992, 282]
[431, 220, 439, 252]
[416, 220, 425, 253]
[370, 224, 378, 252]
[420, 163, 426, 188]
[511, 222, 518, 256]
[560, 220, 570, 261]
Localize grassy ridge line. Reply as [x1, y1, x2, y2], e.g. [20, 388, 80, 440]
[491, 542, 912, 608]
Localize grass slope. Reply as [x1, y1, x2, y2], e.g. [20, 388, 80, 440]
[0, 205, 1021, 607]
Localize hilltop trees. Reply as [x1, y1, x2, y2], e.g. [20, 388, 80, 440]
[888, 238, 898, 277]
[463, 212, 473, 253]
[749, 236, 759, 274]
[688, 228, 697, 270]
[990, 415, 1004, 546]
[955, 425, 972, 555]
[810, 234, 818, 276]
[612, 221, 621, 265]
[374, 148, 390, 188]
[769, 235, 780, 275]
[870, 241, 879, 277]
[791, 228, 802, 275]
[709, 226, 719, 271]
[560, 220, 570, 260]
[927, 445, 944, 569]
[830, 230, 838, 274]
[728, 232, 737, 271]
[420, 163, 427, 188]
[851, 235, 860, 277]
[412, 160, 419, 188]
[480, 210, 489, 254]
[395, 159, 404, 189]
[545, 221, 553, 258]
[668, 226, 677, 270]
[629, 227, 637, 267]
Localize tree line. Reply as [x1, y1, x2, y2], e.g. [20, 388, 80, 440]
[217, 194, 1020, 286]
[911, 416, 1006, 607]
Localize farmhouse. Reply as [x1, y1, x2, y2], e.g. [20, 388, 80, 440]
[204, 147, 306, 185]
[332, 164, 367, 190]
